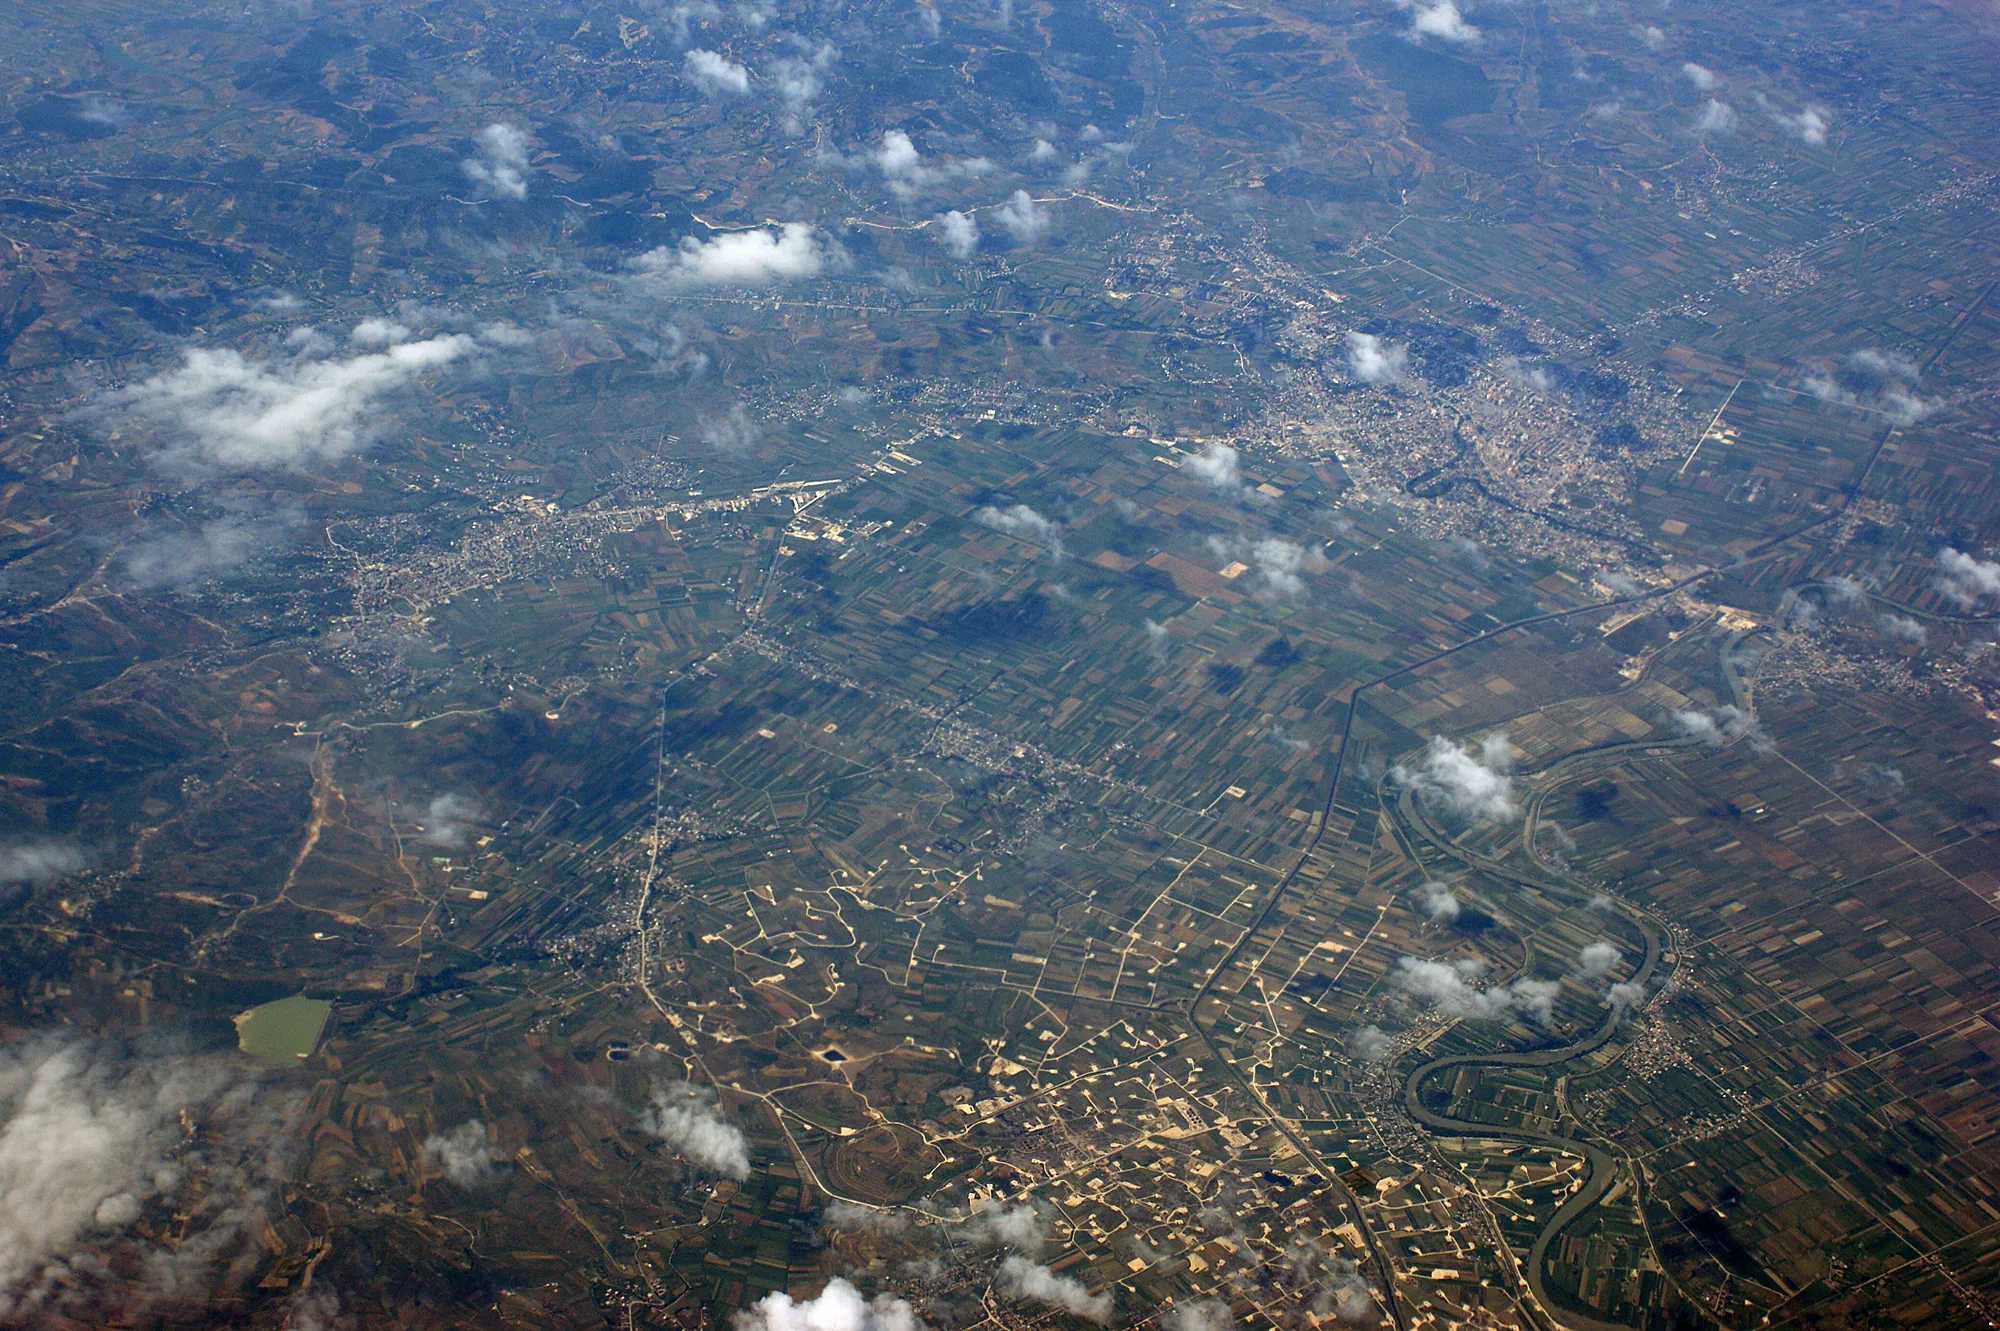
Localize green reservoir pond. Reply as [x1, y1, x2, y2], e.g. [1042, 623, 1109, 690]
[233, 995, 332, 1065]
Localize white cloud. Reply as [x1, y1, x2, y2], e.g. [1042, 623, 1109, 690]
[975, 503, 1062, 557]
[349, 317, 412, 348]
[462, 122, 532, 200]
[123, 509, 294, 589]
[285, 1286, 354, 1331]
[630, 223, 831, 288]
[1639, 24, 1666, 49]
[638, 1082, 749, 1178]
[1938, 548, 2000, 607]
[1498, 356, 1553, 392]
[1030, 137, 1058, 162]
[1770, 103, 1830, 146]
[1348, 1025, 1393, 1063]
[770, 43, 836, 131]
[1393, 957, 1560, 1025]
[1207, 536, 1327, 600]
[998, 1255, 1112, 1323]
[0, 1036, 295, 1319]
[1184, 441, 1242, 493]
[417, 793, 482, 848]
[1680, 62, 1722, 91]
[698, 403, 761, 453]
[79, 96, 125, 126]
[1400, 0, 1479, 43]
[993, 190, 1051, 245]
[1393, 733, 1517, 822]
[823, 1202, 910, 1236]
[1346, 331, 1408, 385]
[1848, 348, 1919, 379]
[0, 843, 86, 885]
[1142, 619, 1172, 663]
[1577, 941, 1621, 979]
[1694, 99, 1737, 133]
[1802, 362, 1935, 425]
[735, 1279, 925, 1331]
[1166, 1298, 1232, 1331]
[1412, 880, 1460, 922]
[1878, 613, 1927, 646]
[966, 1201, 1046, 1252]
[937, 210, 980, 259]
[1606, 980, 1645, 1013]
[422, 1119, 501, 1185]
[869, 131, 994, 201]
[1828, 575, 1869, 607]
[686, 49, 751, 96]
[1671, 704, 1762, 748]
[109, 330, 480, 474]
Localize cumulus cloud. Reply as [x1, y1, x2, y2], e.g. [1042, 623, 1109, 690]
[735, 1279, 925, 1331]
[1498, 356, 1553, 392]
[770, 42, 836, 131]
[998, 1256, 1112, 1323]
[1577, 941, 1621, 979]
[936, 210, 980, 259]
[1639, 24, 1665, 49]
[1606, 981, 1645, 1014]
[1827, 574, 1868, 606]
[1142, 619, 1172, 664]
[417, 793, 482, 848]
[1802, 360, 1935, 425]
[1346, 332, 1408, 385]
[123, 507, 300, 589]
[422, 1119, 501, 1186]
[285, 1285, 354, 1331]
[1166, 1299, 1232, 1331]
[1285, 1243, 1376, 1323]
[1412, 880, 1460, 922]
[975, 503, 1062, 557]
[993, 190, 1051, 245]
[1393, 957, 1559, 1025]
[0, 842, 86, 885]
[965, 1202, 1046, 1252]
[630, 224, 831, 288]
[1208, 536, 1328, 600]
[1859, 763, 1905, 791]
[107, 328, 483, 474]
[1184, 442, 1243, 493]
[1769, 103, 1830, 146]
[1348, 1025, 1394, 1063]
[1694, 99, 1737, 133]
[0, 1035, 295, 1320]
[638, 1082, 749, 1178]
[1671, 705, 1763, 748]
[1680, 62, 1722, 91]
[1399, 0, 1479, 43]
[462, 123, 532, 200]
[824, 1203, 910, 1236]
[1393, 733, 1517, 822]
[1937, 548, 2000, 607]
[1848, 348, 1919, 379]
[1878, 613, 1927, 646]
[686, 49, 751, 96]
[872, 131, 994, 201]
[698, 403, 761, 453]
